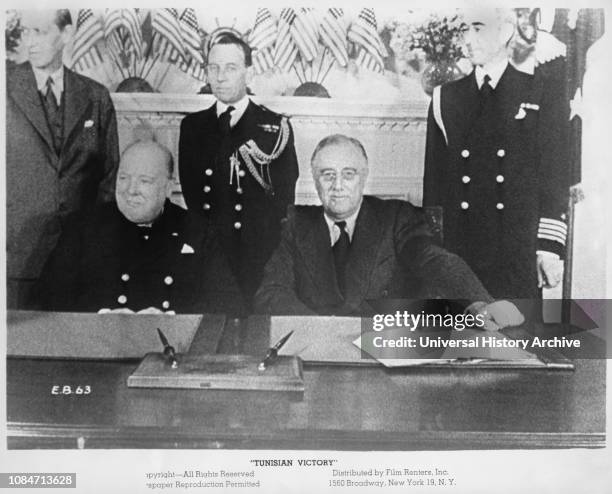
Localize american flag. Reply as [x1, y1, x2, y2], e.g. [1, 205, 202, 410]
[71, 9, 104, 71]
[347, 8, 386, 73]
[274, 8, 298, 72]
[151, 8, 185, 62]
[179, 9, 203, 65]
[104, 9, 143, 60]
[319, 8, 348, 67]
[249, 8, 277, 75]
[290, 8, 320, 63]
[172, 9, 204, 81]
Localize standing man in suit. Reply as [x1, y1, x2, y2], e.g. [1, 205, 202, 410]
[423, 9, 569, 300]
[6, 9, 119, 308]
[255, 134, 524, 329]
[179, 33, 299, 307]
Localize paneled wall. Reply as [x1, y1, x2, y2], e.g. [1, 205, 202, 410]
[112, 94, 429, 207]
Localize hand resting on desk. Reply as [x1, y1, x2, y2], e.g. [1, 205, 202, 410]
[468, 300, 525, 331]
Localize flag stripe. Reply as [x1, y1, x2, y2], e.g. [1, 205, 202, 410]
[348, 8, 385, 73]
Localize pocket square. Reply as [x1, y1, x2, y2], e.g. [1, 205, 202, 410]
[84, 119, 94, 128]
[181, 243, 195, 254]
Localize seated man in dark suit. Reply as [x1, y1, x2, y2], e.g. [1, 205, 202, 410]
[37, 140, 243, 316]
[255, 134, 523, 328]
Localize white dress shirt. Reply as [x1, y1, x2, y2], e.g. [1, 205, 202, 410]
[324, 204, 361, 246]
[216, 95, 250, 128]
[32, 65, 64, 102]
[474, 59, 508, 90]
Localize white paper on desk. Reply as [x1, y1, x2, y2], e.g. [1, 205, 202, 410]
[355, 328, 540, 367]
[270, 316, 374, 364]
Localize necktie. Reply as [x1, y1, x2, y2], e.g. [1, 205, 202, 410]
[480, 74, 493, 99]
[43, 76, 62, 154]
[218, 105, 235, 135]
[333, 221, 350, 296]
[45, 76, 59, 113]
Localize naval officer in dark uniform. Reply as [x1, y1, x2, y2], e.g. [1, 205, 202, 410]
[179, 33, 299, 307]
[423, 9, 569, 299]
[37, 140, 243, 315]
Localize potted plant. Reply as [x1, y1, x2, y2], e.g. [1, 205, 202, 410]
[409, 13, 467, 95]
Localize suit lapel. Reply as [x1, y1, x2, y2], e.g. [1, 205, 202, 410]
[199, 104, 221, 155]
[62, 68, 92, 151]
[231, 100, 257, 146]
[8, 63, 56, 156]
[459, 71, 482, 142]
[345, 199, 384, 303]
[297, 210, 343, 305]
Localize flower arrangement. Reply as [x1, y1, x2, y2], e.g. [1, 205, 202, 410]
[5, 10, 22, 56]
[408, 13, 467, 64]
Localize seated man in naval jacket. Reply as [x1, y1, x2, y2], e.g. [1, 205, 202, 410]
[36, 140, 243, 315]
[255, 134, 523, 329]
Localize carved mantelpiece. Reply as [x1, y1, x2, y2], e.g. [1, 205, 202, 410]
[112, 94, 429, 206]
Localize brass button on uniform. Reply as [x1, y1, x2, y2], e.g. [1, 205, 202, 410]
[235, 204, 242, 211]
[496, 174, 505, 183]
[162, 301, 170, 309]
[203, 185, 211, 193]
[238, 170, 246, 178]
[496, 202, 505, 210]
[461, 149, 470, 158]
[205, 168, 213, 176]
[164, 276, 173, 286]
[462, 175, 471, 184]
[236, 187, 243, 195]
[234, 222, 242, 230]
[118, 295, 127, 305]
[121, 273, 130, 282]
[461, 201, 469, 210]
[203, 203, 211, 210]
[497, 149, 506, 158]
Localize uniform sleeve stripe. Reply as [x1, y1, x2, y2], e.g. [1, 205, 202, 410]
[538, 225, 567, 237]
[538, 232, 566, 245]
[432, 85, 448, 146]
[539, 218, 567, 230]
[538, 233, 565, 245]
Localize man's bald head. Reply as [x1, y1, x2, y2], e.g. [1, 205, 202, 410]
[115, 140, 175, 224]
[120, 140, 175, 178]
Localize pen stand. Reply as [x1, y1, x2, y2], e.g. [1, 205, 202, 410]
[127, 353, 304, 392]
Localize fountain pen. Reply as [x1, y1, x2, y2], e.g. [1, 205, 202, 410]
[156, 328, 178, 369]
[258, 331, 294, 371]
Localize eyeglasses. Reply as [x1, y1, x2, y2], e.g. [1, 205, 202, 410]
[316, 169, 360, 183]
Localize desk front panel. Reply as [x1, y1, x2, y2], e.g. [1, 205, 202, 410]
[7, 356, 605, 450]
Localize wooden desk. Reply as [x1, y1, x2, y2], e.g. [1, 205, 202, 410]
[6, 315, 606, 450]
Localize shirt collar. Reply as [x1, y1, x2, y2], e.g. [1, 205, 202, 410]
[475, 59, 508, 89]
[324, 203, 362, 246]
[216, 95, 250, 126]
[32, 65, 64, 98]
